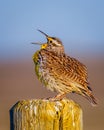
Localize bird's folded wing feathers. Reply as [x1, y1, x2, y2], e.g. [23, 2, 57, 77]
[41, 50, 89, 88]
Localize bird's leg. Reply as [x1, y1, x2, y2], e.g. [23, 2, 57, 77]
[49, 93, 66, 101]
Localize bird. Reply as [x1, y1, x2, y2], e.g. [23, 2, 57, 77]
[32, 30, 97, 106]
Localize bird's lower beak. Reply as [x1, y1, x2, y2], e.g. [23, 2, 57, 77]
[31, 42, 42, 45]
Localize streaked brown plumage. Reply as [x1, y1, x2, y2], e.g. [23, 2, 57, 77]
[32, 30, 97, 106]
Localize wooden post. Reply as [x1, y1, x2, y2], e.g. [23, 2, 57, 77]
[10, 99, 83, 130]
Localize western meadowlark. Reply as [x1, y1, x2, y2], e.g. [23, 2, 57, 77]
[32, 30, 97, 106]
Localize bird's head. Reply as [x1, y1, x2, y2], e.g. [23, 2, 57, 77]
[32, 30, 64, 55]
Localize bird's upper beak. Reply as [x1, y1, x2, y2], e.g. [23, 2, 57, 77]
[37, 29, 49, 38]
[38, 29, 53, 44]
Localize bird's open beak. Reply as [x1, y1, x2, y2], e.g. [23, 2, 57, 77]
[31, 30, 49, 45]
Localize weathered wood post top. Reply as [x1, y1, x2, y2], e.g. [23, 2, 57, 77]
[10, 99, 83, 130]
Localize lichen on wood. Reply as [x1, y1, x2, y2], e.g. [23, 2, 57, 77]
[10, 99, 83, 130]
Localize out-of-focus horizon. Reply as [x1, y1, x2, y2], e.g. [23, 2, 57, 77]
[0, 0, 104, 130]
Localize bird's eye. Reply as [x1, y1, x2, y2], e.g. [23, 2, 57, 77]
[49, 40, 52, 43]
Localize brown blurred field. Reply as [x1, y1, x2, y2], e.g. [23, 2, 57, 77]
[0, 56, 104, 130]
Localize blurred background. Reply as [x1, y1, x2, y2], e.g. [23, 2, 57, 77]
[0, 0, 104, 130]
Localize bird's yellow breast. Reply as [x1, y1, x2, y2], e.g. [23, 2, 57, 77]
[32, 49, 50, 86]
[32, 50, 41, 78]
[32, 50, 40, 64]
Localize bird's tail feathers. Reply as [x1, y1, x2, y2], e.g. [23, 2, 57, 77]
[83, 91, 97, 106]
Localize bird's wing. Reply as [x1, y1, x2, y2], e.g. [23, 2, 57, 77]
[41, 50, 88, 87]
[67, 56, 88, 81]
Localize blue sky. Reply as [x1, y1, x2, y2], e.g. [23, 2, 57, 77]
[0, 0, 104, 60]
